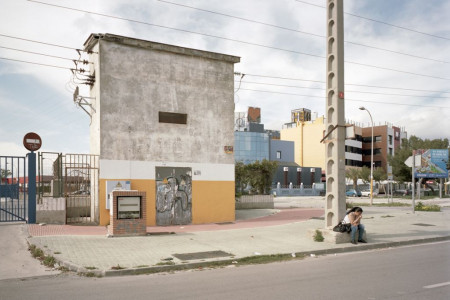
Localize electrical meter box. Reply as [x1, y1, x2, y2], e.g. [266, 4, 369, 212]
[117, 196, 141, 219]
[108, 190, 147, 237]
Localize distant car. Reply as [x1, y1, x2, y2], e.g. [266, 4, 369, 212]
[346, 189, 362, 197]
[361, 189, 378, 197]
[393, 189, 411, 196]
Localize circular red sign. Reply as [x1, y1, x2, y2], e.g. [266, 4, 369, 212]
[23, 132, 42, 151]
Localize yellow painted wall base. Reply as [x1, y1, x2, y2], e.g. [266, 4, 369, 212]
[99, 179, 235, 226]
[192, 181, 236, 224]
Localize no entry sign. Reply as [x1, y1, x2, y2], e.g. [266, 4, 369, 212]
[23, 132, 42, 151]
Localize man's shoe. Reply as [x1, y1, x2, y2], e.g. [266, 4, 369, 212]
[358, 239, 367, 243]
[351, 240, 357, 245]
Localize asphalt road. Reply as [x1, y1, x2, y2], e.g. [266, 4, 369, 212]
[1, 242, 449, 300]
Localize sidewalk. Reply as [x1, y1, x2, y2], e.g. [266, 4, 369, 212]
[22, 198, 450, 277]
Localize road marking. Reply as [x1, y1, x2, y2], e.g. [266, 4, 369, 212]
[423, 281, 450, 289]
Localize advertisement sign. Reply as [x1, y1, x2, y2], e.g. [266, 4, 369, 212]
[414, 149, 449, 178]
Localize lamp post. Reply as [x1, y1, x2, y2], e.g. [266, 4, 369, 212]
[359, 106, 374, 206]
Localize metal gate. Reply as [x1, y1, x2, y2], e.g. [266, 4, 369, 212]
[64, 154, 99, 224]
[38, 152, 99, 224]
[0, 156, 27, 222]
[156, 167, 192, 225]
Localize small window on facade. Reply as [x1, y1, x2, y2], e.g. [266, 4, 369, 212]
[277, 151, 282, 159]
[159, 112, 187, 124]
[388, 135, 393, 145]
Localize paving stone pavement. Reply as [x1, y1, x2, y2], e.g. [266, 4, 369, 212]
[2, 196, 449, 278]
[25, 202, 450, 276]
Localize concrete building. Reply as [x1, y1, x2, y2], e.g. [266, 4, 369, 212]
[280, 108, 407, 176]
[361, 123, 407, 170]
[84, 33, 240, 226]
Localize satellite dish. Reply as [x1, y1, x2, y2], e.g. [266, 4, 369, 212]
[235, 118, 245, 129]
[73, 86, 79, 103]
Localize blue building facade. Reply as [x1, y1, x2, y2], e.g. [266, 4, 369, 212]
[234, 131, 269, 164]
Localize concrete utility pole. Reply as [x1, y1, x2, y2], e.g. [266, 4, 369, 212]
[324, 0, 346, 227]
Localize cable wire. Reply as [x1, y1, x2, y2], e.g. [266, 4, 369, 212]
[0, 45, 91, 63]
[236, 80, 450, 99]
[157, 0, 449, 64]
[27, 0, 450, 81]
[236, 72, 450, 94]
[0, 33, 92, 52]
[294, 0, 450, 41]
[0, 56, 72, 70]
[239, 88, 450, 109]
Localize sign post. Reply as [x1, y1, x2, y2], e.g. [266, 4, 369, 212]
[23, 132, 42, 224]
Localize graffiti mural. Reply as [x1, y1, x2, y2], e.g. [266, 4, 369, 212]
[156, 167, 192, 225]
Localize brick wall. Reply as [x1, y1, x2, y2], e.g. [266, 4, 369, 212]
[108, 190, 147, 237]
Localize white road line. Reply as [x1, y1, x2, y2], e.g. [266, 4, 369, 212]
[423, 281, 450, 289]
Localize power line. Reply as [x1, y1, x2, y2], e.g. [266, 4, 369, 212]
[0, 45, 91, 63]
[236, 72, 450, 94]
[237, 80, 450, 99]
[239, 88, 450, 109]
[294, 0, 450, 42]
[157, 0, 449, 64]
[0, 33, 93, 52]
[27, 0, 450, 81]
[0, 56, 73, 70]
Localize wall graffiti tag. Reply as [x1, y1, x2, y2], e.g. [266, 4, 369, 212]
[156, 167, 192, 225]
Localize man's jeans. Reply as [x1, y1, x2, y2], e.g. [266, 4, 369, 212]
[351, 224, 365, 241]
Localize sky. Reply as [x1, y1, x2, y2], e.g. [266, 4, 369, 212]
[1, 0, 449, 157]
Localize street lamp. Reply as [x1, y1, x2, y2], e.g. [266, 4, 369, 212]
[359, 106, 374, 206]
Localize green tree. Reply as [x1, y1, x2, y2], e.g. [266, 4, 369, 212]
[345, 167, 360, 189]
[373, 167, 387, 181]
[359, 166, 371, 184]
[1, 168, 12, 178]
[235, 160, 278, 195]
[388, 136, 449, 182]
[235, 161, 248, 195]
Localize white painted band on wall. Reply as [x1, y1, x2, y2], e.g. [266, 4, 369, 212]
[100, 159, 235, 181]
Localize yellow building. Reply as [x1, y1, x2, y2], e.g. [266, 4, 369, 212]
[281, 116, 326, 170]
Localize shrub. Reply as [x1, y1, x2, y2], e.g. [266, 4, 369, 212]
[314, 229, 324, 242]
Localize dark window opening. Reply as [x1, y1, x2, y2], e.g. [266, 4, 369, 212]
[159, 112, 187, 124]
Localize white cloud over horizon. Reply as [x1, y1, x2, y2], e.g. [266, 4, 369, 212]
[1, 0, 449, 158]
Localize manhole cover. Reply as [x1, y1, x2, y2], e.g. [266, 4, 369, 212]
[173, 250, 233, 260]
[412, 223, 435, 227]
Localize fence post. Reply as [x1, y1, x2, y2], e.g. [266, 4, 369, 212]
[28, 152, 36, 224]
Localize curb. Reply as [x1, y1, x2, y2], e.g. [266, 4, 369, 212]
[26, 235, 450, 278]
[103, 235, 450, 277]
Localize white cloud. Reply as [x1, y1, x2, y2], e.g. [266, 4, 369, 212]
[0, 0, 449, 158]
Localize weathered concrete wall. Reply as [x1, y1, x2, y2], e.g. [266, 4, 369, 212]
[84, 34, 240, 226]
[90, 34, 238, 164]
[36, 197, 65, 224]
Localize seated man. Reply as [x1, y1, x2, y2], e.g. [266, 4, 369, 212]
[343, 207, 367, 244]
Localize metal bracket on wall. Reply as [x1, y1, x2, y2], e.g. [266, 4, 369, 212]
[73, 86, 96, 118]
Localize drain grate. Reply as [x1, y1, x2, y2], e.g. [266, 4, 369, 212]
[173, 250, 234, 261]
[311, 217, 324, 220]
[412, 223, 435, 227]
[216, 222, 234, 225]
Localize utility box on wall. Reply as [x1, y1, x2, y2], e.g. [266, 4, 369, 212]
[108, 190, 147, 237]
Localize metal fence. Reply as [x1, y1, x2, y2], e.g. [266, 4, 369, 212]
[38, 152, 99, 224]
[0, 156, 27, 222]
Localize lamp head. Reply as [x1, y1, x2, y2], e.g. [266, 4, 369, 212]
[359, 106, 366, 111]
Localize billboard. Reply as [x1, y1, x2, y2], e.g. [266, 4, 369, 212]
[414, 149, 449, 178]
